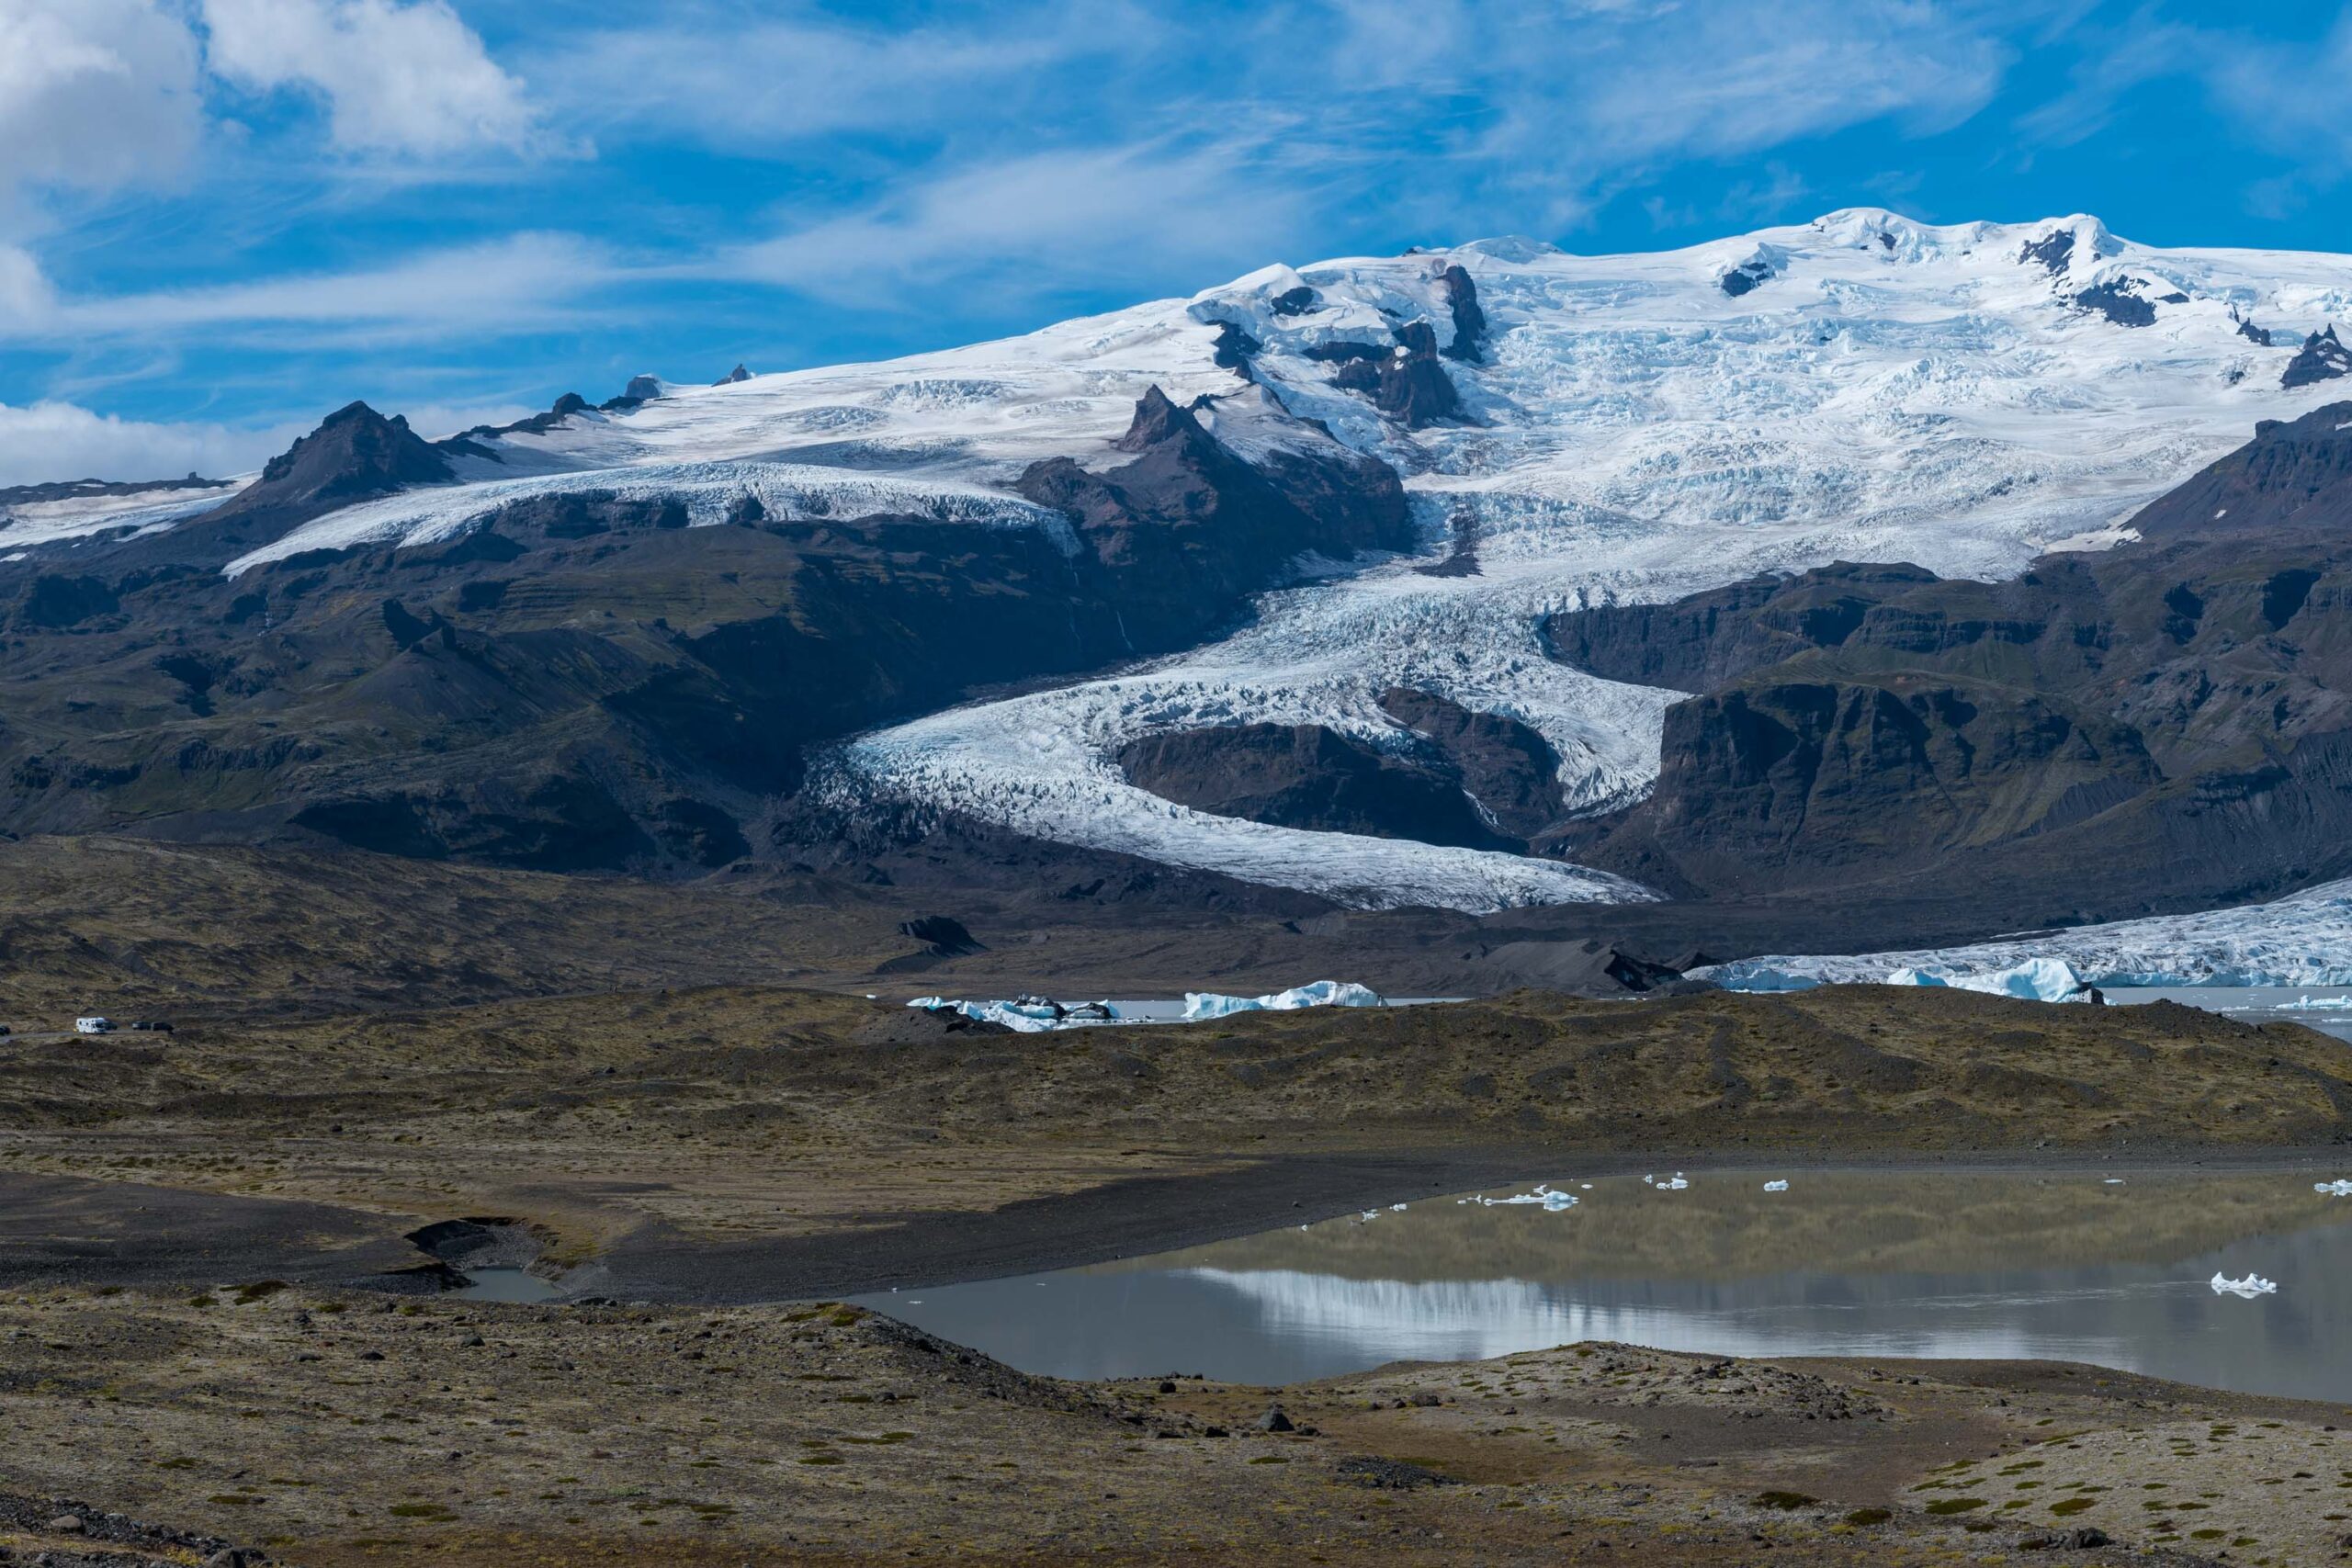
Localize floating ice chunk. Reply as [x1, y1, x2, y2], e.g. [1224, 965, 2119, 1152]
[1763, 1179, 1789, 1192]
[1579, 1183, 1593, 1190]
[1476, 1183, 1578, 1210]
[2211, 1272, 2278, 1297]
[1360, 1210, 1379, 1221]
[905, 995, 1121, 1032]
[1883, 957, 2085, 1002]
[2104, 1178, 2126, 1185]
[2276, 994, 2352, 1011]
[1181, 981, 1385, 1021]
[1657, 1175, 1690, 1191]
[1390, 1202, 1408, 1212]
[2315, 1179, 2352, 1197]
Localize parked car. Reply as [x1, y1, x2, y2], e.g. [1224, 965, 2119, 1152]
[130, 1021, 175, 1033]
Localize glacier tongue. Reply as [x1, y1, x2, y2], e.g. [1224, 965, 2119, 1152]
[835, 211, 2352, 911]
[1702, 876, 2352, 991]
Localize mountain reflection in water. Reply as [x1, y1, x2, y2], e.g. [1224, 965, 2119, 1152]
[858, 1170, 2352, 1394]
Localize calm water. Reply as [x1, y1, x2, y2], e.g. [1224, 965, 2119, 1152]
[452, 1267, 564, 1303]
[2112, 985, 2352, 1043]
[857, 1170, 2352, 1399]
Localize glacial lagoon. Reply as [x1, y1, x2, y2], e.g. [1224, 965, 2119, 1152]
[859, 1169, 2352, 1398]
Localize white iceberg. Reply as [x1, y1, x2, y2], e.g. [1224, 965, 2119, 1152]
[1883, 957, 2086, 1003]
[2276, 994, 2352, 1011]
[1656, 1174, 1690, 1191]
[1762, 1179, 1789, 1192]
[2211, 1272, 2278, 1298]
[1181, 981, 1385, 1021]
[1474, 1183, 1578, 1211]
[2315, 1179, 2352, 1197]
[905, 995, 1119, 1032]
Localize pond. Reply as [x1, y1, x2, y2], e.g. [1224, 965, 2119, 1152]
[856, 1169, 2352, 1398]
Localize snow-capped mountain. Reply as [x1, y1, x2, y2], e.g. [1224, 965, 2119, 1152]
[835, 210, 2350, 911]
[7, 209, 2350, 918]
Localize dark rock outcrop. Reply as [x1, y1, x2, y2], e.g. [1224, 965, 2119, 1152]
[2282, 325, 2350, 389]
[1117, 690, 1566, 853]
[1269, 286, 1317, 317]
[1378, 688, 1565, 840]
[1326, 321, 1464, 427]
[1118, 724, 1514, 851]
[0, 389, 1410, 875]
[2018, 231, 2075, 275]
[1435, 265, 1488, 363]
[0, 473, 219, 510]
[447, 394, 595, 449]
[1546, 403, 2352, 911]
[715, 364, 752, 385]
[1210, 321, 1261, 378]
[202, 402, 452, 531]
[2072, 279, 2156, 327]
[899, 916, 982, 956]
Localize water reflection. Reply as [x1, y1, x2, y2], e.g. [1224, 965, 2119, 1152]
[859, 1170, 2352, 1394]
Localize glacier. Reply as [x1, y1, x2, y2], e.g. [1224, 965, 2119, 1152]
[80, 208, 2352, 914]
[835, 209, 2352, 911]
[1701, 875, 2352, 991]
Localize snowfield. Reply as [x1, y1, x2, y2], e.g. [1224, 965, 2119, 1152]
[40, 209, 2352, 915]
[0, 481, 243, 551]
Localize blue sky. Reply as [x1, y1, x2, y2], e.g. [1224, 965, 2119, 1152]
[1, 0, 2348, 484]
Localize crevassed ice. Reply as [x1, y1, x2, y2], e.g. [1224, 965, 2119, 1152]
[833, 211, 2351, 911]
[1703, 876, 2352, 990]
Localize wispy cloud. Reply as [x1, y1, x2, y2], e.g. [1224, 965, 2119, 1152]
[533, 0, 1156, 152]
[2, 231, 613, 344]
[719, 140, 1312, 309]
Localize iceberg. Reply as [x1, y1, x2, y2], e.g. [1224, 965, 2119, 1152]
[1762, 1179, 1790, 1192]
[905, 995, 1120, 1032]
[2210, 1272, 2278, 1298]
[1472, 1184, 1578, 1210]
[1883, 957, 2085, 1002]
[2276, 994, 2352, 1011]
[2316, 1179, 2352, 1197]
[1181, 981, 1385, 1021]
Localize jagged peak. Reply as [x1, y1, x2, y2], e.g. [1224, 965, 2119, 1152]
[1114, 385, 1205, 453]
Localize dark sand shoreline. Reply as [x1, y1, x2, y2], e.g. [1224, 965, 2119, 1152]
[8, 1143, 2345, 1303]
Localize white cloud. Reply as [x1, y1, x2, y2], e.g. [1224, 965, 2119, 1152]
[0, 0, 205, 195]
[0, 244, 58, 329]
[201, 0, 542, 156]
[539, 2, 1144, 150]
[0, 400, 306, 487]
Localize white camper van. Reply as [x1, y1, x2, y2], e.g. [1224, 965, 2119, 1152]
[74, 1017, 115, 1034]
